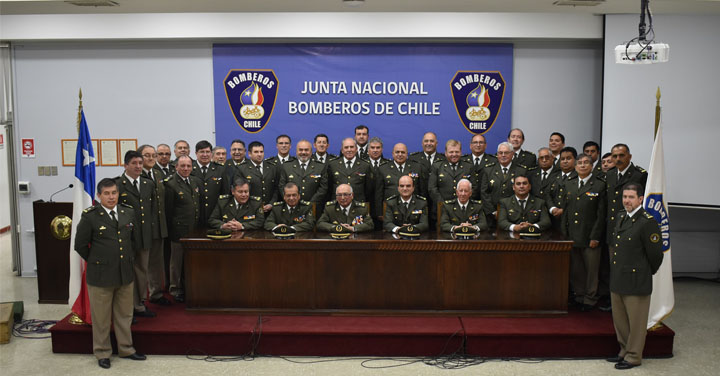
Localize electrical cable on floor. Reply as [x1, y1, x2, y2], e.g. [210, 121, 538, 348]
[13, 319, 57, 339]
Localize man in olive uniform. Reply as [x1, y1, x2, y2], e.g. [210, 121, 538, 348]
[264, 183, 316, 232]
[208, 178, 264, 231]
[354, 125, 370, 160]
[528, 147, 560, 202]
[560, 154, 607, 311]
[549, 132, 566, 167]
[312, 134, 337, 164]
[327, 138, 374, 203]
[317, 184, 374, 233]
[366, 137, 390, 167]
[480, 142, 527, 225]
[508, 128, 537, 169]
[601, 143, 648, 310]
[440, 179, 487, 232]
[279, 139, 328, 205]
[548, 146, 579, 231]
[115, 150, 160, 317]
[462, 133, 497, 179]
[583, 141, 604, 178]
[163, 155, 200, 302]
[375, 143, 427, 218]
[223, 139, 247, 192]
[154, 143, 174, 178]
[497, 175, 551, 232]
[383, 175, 429, 233]
[190, 140, 227, 227]
[138, 145, 171, 306]
[608, 183, 663, 370]
[429, 139, 478, 205]
[266, 134, 296, 165]
[74, 178, 146, 369]
[170, 139, 192, 169]
[238, 141, 280, 213]
[409, 131, 446, 172]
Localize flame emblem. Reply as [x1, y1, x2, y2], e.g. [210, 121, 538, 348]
[465, 84, 491, 121]
[240, 83, 265, 119]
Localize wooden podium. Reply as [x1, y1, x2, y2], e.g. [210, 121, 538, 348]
[32, 200, 72, 304]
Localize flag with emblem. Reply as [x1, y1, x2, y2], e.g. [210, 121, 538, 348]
[643, 123, 673, 329]
[69, 104, 96, 324]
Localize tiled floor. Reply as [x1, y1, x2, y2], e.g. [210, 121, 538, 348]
[1, 232, 718, 375]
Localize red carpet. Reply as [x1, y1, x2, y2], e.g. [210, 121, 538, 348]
[50, 301, 674, 358]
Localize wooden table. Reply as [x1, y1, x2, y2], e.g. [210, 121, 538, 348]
[181, 231, 573, 316]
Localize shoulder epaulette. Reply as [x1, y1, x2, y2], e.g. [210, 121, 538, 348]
[300, 200, 310, 206]
[355, 201, 366, 207]
[119, 203, 133, 208]
[386, 194, 398, 201]
[163, 176, 173, 182]
[637, 166, 647, 173]
[485, 161, 497, 168]
[219, 194, 230, 199]
[444, 199, 455, 204]
[516, 163, 528, 170]
[644, 212, 654, 219]
[415, 195, 427, 201]
[251, 196, 261, 201]
[526, 166, 538, 172]
[596, 175, 607, 183]
[409, 151, 422, 156]
[273, 201, 284, 206]
[326, 200, 336, 206]
[83, 206, 97, 213]
[264, 157, 277, 165]
[471, 199, 482, 204]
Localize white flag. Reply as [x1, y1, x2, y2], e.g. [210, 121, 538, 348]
[643, 123, 674, 329]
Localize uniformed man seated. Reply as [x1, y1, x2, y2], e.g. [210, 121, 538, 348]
[440, 179, 487, 233]
[208, 177, 264, 231]
[264, 182, 316, 232]
[497, 175, 551, 232]
[317, 184, 374, 233]
[383, 175, 429, 234]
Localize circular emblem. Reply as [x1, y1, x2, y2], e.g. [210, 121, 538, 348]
[650, 233, 660, 243]
[407, 226, 414, 232]
[280, 226, 287, 233]
[460, 226, 470, 233]
[528, 226, 535, 233]
[335, 225, 343, 232]
[50, 215, 72, 240]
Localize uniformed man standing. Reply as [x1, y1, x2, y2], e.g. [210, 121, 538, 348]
[238, 141, 280, 213]
[409, 131, 446, 172]
[375, 143, 427, 216]
[507, 128, 537, 169]
[74, 178, 146, 369]
[312, 133, 337, 164]
[279, 139, 328, 205]
[548, 146, 579, 231]
[354, 125, 370, 160]
[560, 154, 607, 311]
[266, 134, 296, 165]
[317, 184, 374, 233]
[462, 133, 497, 179]
[497, 175, 551, 232]
[138, 145, 171, 306]
[383, 174, 430, 234]
[480, 142, 527, 225]
[208, 178, 264, 231]
[601, 152, 615, 173]
[191, 140, 227, 227]
[212, 146, 227, 165]
[154, 143, 174, 178]
[607, 182, 663, 370]
[264, 182, 316, 232]
[171, 139, 191, 168]
[115, 150, 159, 317]
[440, 179, 487, 233]
[327, 138, 374, 203]
[223, 139, 247, 193]
[163, 155, 200, 303]
[548, 132, 566, 167]
[528, 147, 560, 203]
[429, 139, 478, 204]
[583, 141, 604, 178]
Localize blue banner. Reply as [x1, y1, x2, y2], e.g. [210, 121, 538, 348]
[213, 44, 513, 155]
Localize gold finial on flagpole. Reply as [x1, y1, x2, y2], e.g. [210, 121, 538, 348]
[654, 87, 661, 139]
[77, 88, 83, 133]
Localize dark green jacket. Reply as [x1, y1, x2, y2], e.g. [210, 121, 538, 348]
[278, 159, 328, 203]
[74, 203, 140, 287]
[191, 161, 228, 226]
[208, 195, 264, 230]
[115, 174, 157, 249]
[327, 158, 374, 203]
[497, 195, 551, 232]
[429, 160, 479, 204]
[605, 163, 648, 243]
[480, 162, 527, 215]
[610, 208, 664, 295]
[560, 175, 607, 247]
[164, 174, 201, 241]
[263, 201, 316, 232]
[375, 160, 428, 212]
[513, 149, 537, 169]
[238, 161, 281, 207]
[142, 168, 168, 239]
[317, 201, 374, 233]
[440, 199, 488, 232]
[383, 195, 429, 233]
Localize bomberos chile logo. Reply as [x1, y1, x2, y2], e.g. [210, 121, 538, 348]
[450, 71, 505, 134]
[224, 69, 278, 133]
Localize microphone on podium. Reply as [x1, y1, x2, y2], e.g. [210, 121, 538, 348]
[49, 183, 74, 203]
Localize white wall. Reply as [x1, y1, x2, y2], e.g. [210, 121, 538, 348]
[0, 126, 10, 230]
[603, 14, 720, 206]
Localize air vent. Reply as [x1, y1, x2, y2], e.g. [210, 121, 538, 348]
[66, 0, 119, 7]
[553, 0, 605, 6]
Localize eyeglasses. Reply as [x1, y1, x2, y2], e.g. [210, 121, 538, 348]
[157, 152, 171, 156]
[336, 193, 352, 197]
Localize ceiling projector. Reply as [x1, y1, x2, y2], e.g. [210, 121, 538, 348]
[615, 41, 669, 64]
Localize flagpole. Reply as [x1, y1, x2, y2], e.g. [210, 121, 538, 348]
[77, 88, 83, 133]
[654, 87, 661, 139]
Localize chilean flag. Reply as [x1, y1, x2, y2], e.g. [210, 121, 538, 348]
[69, 109, 95, 324]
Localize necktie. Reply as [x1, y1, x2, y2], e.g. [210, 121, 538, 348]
[374, 161, 378, 168]
[320, 156, 324, 164]
[281, 158, 286, 164]
[562, 173, 568, 181]
[542, 171, 547, 182]
[398, 164, 403, 174]
[133, 179, 139, 193]
[148, 171, 154, 182]
[257, 164, 263, 175]
[461, 205, 466, 213]
[184, 178, 190, 186]
[404, 202, 409, 210]
[618, 172, 623, 181]
[346, 161, 352, 169]
[202, 166, 207, 175]
[475, 158, 480, 166]
[502, 167, 508, 176]
[452, 164, 457, 172]
[163, 167, 169, 175]
[289, 207, 294, 216]
[580, 180, 585, 189]
[301, 163, 307, 171]
[110, 210, 118, 225]
[519, 199, 526, 210]
[343, 208, 349, 217]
